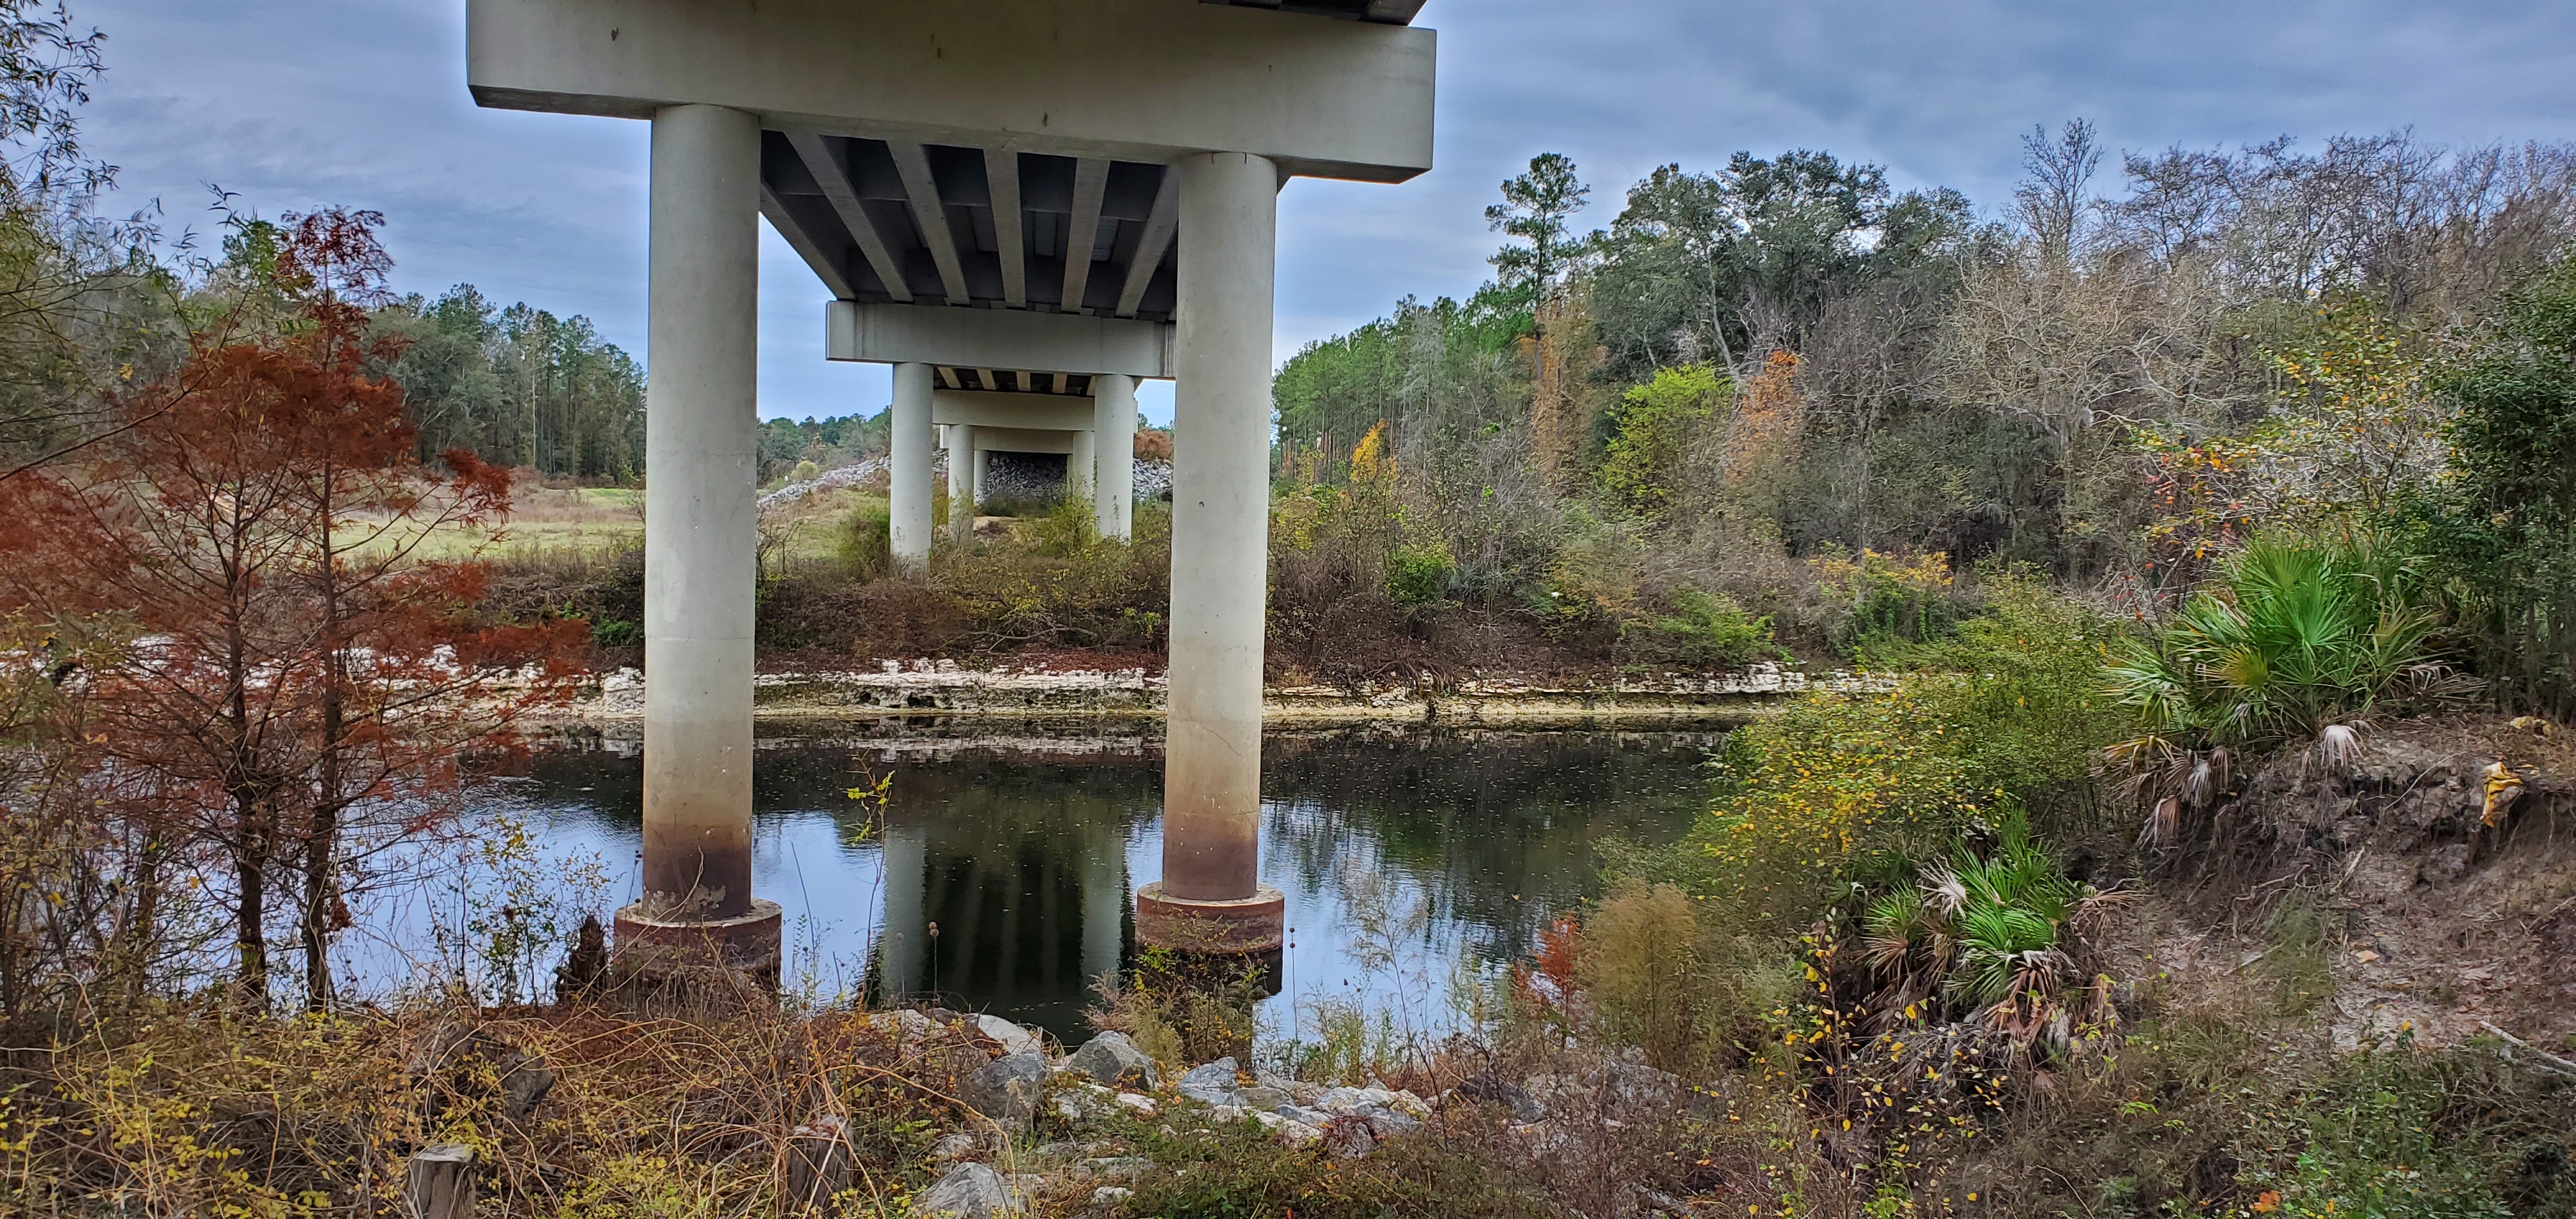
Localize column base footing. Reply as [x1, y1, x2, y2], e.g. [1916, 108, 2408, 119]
[611, 899, 783, 995]
[1135, 882, 1284, 956]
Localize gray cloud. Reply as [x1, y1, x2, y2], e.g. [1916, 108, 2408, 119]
[79, 0, 2576, 423]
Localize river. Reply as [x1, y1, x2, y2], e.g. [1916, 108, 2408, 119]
[347, 724, 1722, 1044]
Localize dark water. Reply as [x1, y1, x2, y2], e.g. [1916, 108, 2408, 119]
[383, 725, 1721, 1043]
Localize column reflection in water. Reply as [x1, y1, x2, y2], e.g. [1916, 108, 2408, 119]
[866, 750, 1148, 1039]
[875, 822, 926, 1002]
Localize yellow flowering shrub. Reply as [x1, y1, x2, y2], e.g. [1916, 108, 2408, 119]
[1675, 576, 2133, 930]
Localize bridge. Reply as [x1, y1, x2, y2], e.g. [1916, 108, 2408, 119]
[465, 0, 1438, 981]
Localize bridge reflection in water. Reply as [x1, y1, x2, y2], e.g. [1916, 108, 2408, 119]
[868, 743, 1152, 1036]
[473, 727, 1719, 1043]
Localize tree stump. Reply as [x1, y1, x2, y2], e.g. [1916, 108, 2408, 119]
[783, 1113, 853, 1214]
[407, 1144, 477, 1219]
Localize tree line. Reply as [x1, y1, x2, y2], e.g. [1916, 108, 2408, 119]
[1275, 121, 2576, 712]
[0, 4, 587, 1017]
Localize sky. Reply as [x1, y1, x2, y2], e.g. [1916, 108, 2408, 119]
[74, 0, 2576, 425]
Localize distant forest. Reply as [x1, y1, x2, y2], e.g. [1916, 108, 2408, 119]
[375, 286, 888, 486]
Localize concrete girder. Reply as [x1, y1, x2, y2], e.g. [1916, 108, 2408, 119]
[887, 140, 971, 305]
[931, 389, 1095, 431]
[1117, 171, 1179, 318]
[1061, 157, 1110, 314]
[969, 425, 1083, 456]
[827, 300, 1172, 379]
[786, 132, 912, 302]
[468, 0, 1436, 182]
[986, 149, 1027, 308]
[757, 180, 857, 299]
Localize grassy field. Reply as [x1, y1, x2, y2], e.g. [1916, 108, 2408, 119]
[364, 482, 889, 569]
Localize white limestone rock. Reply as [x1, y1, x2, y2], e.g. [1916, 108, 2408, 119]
[911, 1162, 1024, 1216]
[1066, 1031, 1160, 1091]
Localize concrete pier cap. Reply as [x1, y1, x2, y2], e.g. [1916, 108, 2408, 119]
[466, 0, 1435, 980]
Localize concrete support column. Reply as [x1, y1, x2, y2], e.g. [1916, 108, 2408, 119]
[1092, 374, 1137, 540]
[1070, 428, 1097, 510]
[889, 362, 935, 572]
[946, 423, 977, 541]
[620, 102, 781, 978]
[1137, 151, 1284, 960]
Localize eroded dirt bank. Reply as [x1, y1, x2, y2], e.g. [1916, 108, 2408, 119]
[2148, 715, 2576, 1052]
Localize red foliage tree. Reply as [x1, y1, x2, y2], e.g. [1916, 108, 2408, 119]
[0, 209, 586, 1007]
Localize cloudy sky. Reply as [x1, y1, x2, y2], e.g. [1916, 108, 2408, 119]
[76, 0, 2576, 424]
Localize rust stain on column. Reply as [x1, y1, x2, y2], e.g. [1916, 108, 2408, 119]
[1161, 721, 1261, 901]
[640, 787, 753, 919]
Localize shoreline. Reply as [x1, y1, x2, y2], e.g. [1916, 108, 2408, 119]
[519, 660, 1882, 732]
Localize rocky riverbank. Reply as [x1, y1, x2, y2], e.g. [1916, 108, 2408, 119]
[858, 1009, 1689, 1218]
[523, 659, 1890, 729]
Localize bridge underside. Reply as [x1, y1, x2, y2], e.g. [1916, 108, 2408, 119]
[467, 0, 1436, 985]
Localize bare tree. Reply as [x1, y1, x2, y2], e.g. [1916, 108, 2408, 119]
[2016, 119, 2103, 264]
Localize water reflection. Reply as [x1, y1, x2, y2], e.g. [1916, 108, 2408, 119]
[470, 725, 1717, 1043]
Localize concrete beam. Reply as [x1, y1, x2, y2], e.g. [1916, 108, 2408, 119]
[1061, 158, 1109, 314]
[828, 300, 1172, 378]
[787, 133, 912, 302]
[1116, 171, 1178, 318]
[758, 181, 856, 298]
[971, 426, 1083, 456]
[467, 0, 1436, 182]
[931, 389, 1096, 431]
[889, 141, 970, 305]
[986, 149, 1027, 308]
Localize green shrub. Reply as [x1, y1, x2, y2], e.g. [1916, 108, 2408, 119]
[1664, 579, 2128, 929]
[1385, 542, 1457, 606]
[2234, 1039, 2531, 1219]
[1600, 362, 1725, 515]
[1622, 588, 1780, 671]
[835, 498, 893, 579]
[936, 502, 1170, 651]
[2107, 533, 2455, 762]
[1816, 548, 1969, 657]
[589, 618, 636, 648]
[2409, 254, 2576, 717]
[1117, 1115, 1552, 1219]
[1877, 569, 2136, 805]
[1858, 813, 2122, 1048]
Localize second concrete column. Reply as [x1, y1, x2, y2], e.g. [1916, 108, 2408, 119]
[946, 423, 977, 542]
[620, 102, 780, 978]
[889, 362, 934, 572]
[1139, 151, 1284, 958]
[1092, 373, 1137, 541]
